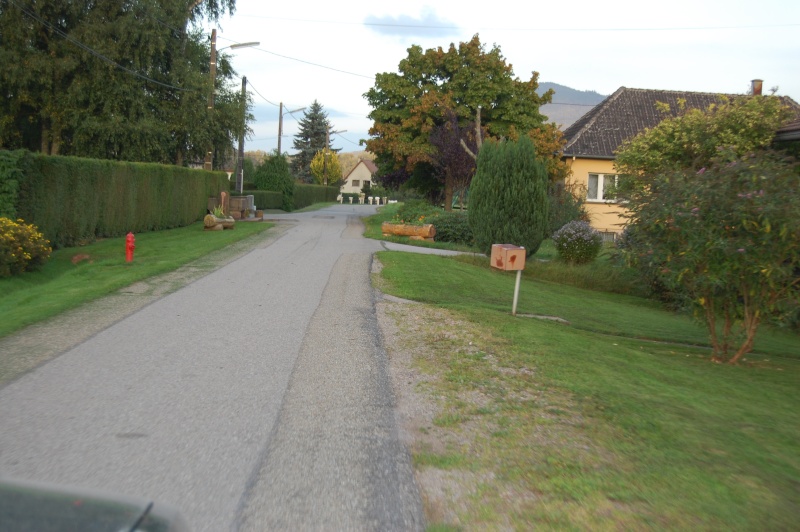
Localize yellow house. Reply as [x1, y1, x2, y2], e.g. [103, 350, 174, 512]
[340, 159, 378, 195]
[562, 87, 738, 237]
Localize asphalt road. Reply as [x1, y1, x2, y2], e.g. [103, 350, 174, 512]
[0, 204, 424, 531]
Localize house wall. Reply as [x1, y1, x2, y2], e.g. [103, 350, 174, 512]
[340, 162, 374, 194]
[565, 157, 627, 234]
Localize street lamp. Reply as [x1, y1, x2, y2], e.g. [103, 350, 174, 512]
[203, 29, 260, 171]
[277, 103, 305, 155]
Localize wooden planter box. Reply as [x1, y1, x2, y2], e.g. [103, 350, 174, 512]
[381, 222, 436, 241]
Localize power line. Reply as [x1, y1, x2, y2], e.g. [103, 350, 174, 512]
[252, 47, 373, 80]
[245, 80, 280, 107]
[8, 0, 192, 92]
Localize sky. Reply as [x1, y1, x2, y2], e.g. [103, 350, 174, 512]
[202, 0, 800, 155]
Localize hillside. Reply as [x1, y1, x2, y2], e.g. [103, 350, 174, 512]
[537, 82, 607, 129]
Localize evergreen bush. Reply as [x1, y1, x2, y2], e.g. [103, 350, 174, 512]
[254, 154, 295, 211]
[0, 217, 51, 277]
[431, 211, 473, 245]
[468, 136, 549, 256]
[551, 220, 602, 264]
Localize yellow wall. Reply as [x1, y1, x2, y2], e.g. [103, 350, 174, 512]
[565, 157, 628, 234]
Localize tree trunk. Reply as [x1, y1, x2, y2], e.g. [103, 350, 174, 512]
[444, 171, 453, 212]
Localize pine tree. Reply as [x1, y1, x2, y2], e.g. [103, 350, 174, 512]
[468, 135, 549, 256]
[291, 100, 336, 182]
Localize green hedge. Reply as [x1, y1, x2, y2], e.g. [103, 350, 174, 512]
[293, 184, 339, 210]
[4, 150, 228, 248]
[232, 191, 283, 210]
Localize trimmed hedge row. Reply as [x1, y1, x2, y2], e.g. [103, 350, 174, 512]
[1, 150, 228, 248]
[243, 190, 283, 210]
[293, 184, 339, 210]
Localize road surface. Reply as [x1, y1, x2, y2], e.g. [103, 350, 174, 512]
[0, 204, 424, 531]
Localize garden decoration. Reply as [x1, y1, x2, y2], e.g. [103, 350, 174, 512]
[203, 192, 235, 231]
[381, 222, 436, 241]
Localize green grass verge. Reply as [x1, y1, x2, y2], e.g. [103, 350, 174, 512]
[363, 204, 480, 253]
[377, 251, 799, 530]
[0, 221, 273, 338]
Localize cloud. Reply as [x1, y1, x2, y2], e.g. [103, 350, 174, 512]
[364, 8, 460, 38]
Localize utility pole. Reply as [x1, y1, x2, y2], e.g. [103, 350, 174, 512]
[323, 126, 347, 186]
[204, 29, 217, 171]
[237, 76, 246, 194]
[277, 102, 305, 155]
[203, 35, 258, 171]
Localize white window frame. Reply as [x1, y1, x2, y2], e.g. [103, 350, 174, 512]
[587, 173, 618, 203]
[351, 179, 360, 188]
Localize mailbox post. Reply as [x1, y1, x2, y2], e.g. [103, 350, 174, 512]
[490, 244, 526, 316]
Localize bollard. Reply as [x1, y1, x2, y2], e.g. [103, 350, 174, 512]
[125, 232, 135, 263]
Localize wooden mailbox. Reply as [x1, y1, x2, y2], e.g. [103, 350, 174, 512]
[491, 244, 526, 271]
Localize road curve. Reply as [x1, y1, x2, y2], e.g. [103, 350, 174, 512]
[0, 204, 424, 531]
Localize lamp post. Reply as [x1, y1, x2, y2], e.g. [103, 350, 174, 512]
[204, 30, 260, 171]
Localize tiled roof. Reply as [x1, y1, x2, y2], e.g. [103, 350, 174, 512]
[343, 158, 379, 181]
[776, 118, 800, 141]
[563, 87, 730, 159]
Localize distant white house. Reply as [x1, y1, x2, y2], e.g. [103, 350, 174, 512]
[340, 159, 378, 195]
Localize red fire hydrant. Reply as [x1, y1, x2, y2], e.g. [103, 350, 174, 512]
[125, 232, 135, 263]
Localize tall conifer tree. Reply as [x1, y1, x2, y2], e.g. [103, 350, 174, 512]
[291, 100, 336, 182]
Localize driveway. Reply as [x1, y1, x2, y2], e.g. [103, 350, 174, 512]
[0, 204, 424, 531]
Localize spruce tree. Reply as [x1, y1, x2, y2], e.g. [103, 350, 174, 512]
[468, 135, 549, 256]
[291, 100, 336, 182]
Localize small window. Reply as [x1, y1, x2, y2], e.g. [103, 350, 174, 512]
[352, 180, 360, 187]
[587, 173, 618, 202]
[364, 181, 370, 188]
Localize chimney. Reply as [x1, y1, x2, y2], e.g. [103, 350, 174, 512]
[751, 79, 763, 96]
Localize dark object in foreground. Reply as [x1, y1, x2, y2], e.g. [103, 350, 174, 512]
[0, 476, 190, 532]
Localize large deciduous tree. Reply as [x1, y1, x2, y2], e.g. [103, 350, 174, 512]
[364, 34, 558, 200]
[429, 110, 479, 210]
[616, 96, 799, 364]
[291, 100, 336, 182]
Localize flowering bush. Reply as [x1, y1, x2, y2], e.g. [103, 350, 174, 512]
[552, 220, 602, 264]
[0, 217, 52, 278]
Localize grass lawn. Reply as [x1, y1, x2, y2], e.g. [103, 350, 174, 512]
[0, 220, 273, 339]
[376, 250, 800, 530]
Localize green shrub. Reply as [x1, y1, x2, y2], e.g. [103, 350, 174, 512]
[254, 154, 295, 211]
[393, 200, 441, 225]
[12, 152, 227, 248]
[431, 211, 473, 245]
[468, 136, 549, 256]
[0, 217, 52, 277]
[252, 191, 283, 210]
[293, 184, 339, 210]
[547, 183, 587, 236]
[0, 150, 25, 218]
[552, 220, 602, 264]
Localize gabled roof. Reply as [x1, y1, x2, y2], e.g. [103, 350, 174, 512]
[343, 158, 378, 181]
[562, 87, 730, 159]
[776, 118, 800, 142]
